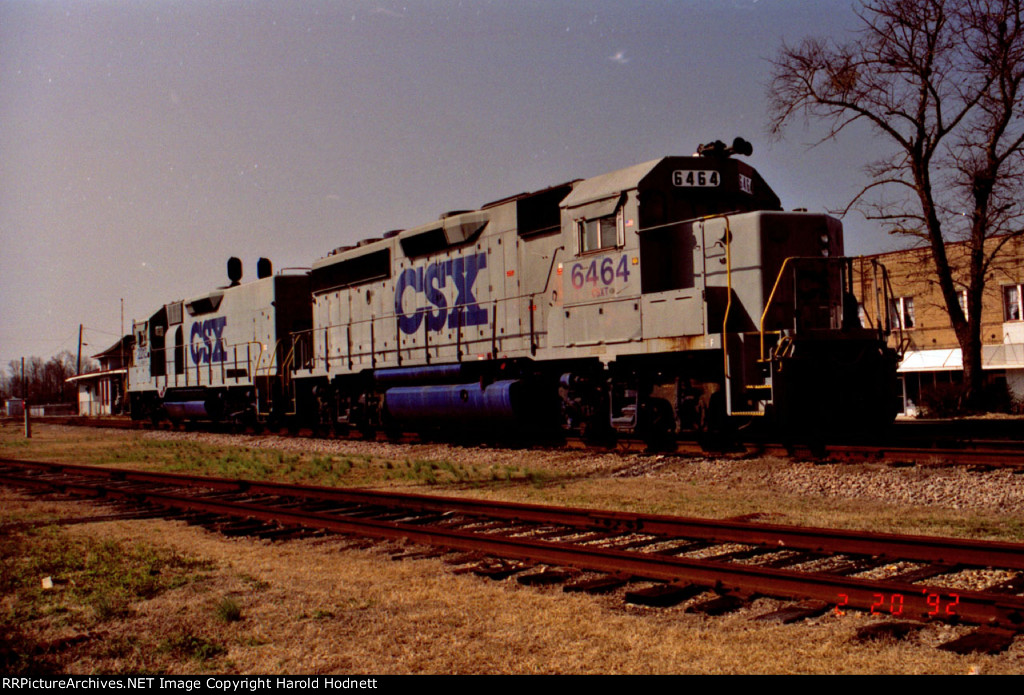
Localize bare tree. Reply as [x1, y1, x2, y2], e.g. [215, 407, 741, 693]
[42, 351, 78, 403]
[2, 352, 96, 405]
[768, 0, 1024, 407]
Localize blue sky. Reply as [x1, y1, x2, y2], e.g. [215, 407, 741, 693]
[0, 0, 897, 369]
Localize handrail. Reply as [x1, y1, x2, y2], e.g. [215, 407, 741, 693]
[686, 212, 736, 387]
[880, 262, 906, 357]
[759, 256, 801, 363]
[255, 338, 286, 417]
[278, 341, 299, 416]
[257, 339, 285, 381]
[291, 292, 531, 374]
[721, 217, 733, 384]
[141, 339, 271, 385]
[759, 256, 897, 366]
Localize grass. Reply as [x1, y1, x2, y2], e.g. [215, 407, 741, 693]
[216, 597, 243, 623]
[157, 632, 227, 663]
[4, 422, 1024, 545]
[9, 423, 1024, 540]
[1, 530, 210, 617]
[3, 422, 1024, 673]
[377, 457, 556, 487]
[0, 421, 560, 492]
[0, 523, 215, 674]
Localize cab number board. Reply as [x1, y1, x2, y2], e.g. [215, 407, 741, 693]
[673, 169, 720, 187]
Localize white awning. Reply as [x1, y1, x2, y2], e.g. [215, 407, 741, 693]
[65, 368, 127, 384]
[898, 349, 961, 372]
[898, 343, 1024, 372]
[984, 342, 1024, 369]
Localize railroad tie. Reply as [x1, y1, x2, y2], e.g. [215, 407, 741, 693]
[625, 582, 703, 607]
[752, 600, 831, 624]
[938, 627, 1018, 655]
[686, 591, 753, 616]
[563, 574, 631, 594]
[517, 568, 577, 586]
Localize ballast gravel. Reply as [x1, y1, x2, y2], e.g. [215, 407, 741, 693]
[142, 429, 1024, 517]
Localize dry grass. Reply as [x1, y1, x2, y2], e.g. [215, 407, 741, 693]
[2, 422, 1024, 674]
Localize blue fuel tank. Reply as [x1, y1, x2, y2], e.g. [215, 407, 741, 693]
[383, 380, 522, 425]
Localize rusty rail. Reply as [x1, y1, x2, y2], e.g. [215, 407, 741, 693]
[2, 457, 1024, 633]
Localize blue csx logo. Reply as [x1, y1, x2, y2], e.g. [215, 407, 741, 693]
[190, 317, 227, 364]
[395, 253, 487, 335]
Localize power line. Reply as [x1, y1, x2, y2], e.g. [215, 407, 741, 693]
[82, 326, 122, 338]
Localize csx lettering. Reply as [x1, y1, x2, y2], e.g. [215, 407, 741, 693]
[396, 253, 488, 335]
[189, 317, 227, 365]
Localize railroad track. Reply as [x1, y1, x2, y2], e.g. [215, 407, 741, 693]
[22, 416, 1024, 469]
[2, 456, 1023, 654]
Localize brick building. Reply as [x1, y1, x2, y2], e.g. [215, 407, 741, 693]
[854, 235, 1024, 415]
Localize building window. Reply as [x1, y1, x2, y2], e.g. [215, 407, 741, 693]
[958, 290, 968, 321]
[577, 210, 622, 254]
[1005, 284, 1023, 321]
[889, 296, 916, 330]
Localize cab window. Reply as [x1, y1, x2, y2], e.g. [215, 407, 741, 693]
[577, 209, 622, 254]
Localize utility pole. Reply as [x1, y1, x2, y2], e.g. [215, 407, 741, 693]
[120, 299, 125, 415]
[77, 323, 83, 375]
[120, 299, 125, 368]
[21, 356, 30, 438]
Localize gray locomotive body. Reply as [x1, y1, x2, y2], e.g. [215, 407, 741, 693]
[128, 260, 311, 425]
[290, 148, 899, 438]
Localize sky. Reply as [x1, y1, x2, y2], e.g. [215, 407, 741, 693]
[0, 0, 898, 371]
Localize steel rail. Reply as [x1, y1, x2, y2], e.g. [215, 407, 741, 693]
[2, 465, 1023, 630]
[812, 444, 1024, 468]
[3, 457, 1024, 572]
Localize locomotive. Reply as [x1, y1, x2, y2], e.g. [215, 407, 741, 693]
[128, 140, 900, 440]
[127, 257, 311, 424]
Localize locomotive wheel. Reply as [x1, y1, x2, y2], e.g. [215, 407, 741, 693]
[697, 391, 738, 452]
[639, 396, 676, 451]
[579, 418, 615, 446]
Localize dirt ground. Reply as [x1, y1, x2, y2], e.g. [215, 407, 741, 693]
[3, 424, 1024, 675]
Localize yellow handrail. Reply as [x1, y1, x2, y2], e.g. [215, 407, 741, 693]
[254, 338, 286, 417]
[279, 341, 299, 416]
[758, 257, 801, 363]
[721, 217, 733, 382]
